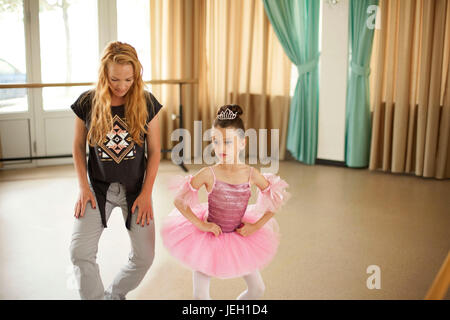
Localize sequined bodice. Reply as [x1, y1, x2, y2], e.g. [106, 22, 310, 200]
[207, 180, 251, 233]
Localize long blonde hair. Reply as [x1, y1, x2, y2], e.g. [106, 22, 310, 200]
[86, 41, 151, 148]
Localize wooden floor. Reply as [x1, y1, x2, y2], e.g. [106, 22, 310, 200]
[0, 159, 448, 299]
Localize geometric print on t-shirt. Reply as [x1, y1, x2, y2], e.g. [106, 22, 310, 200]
[97, 114, 136, 163]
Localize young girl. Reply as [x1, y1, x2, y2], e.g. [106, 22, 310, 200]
[161, 105, 289, 300]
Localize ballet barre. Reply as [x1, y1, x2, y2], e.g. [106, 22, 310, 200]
[0, 79, 198, 172]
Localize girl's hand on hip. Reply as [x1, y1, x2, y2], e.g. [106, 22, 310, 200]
[236, 222, 258, 237]
[132, 193, 153, 227]
[198, 221, 222, 237]
[75, 185, 97, 218]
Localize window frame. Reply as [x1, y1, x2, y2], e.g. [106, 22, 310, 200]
[2, 0, 118, 115]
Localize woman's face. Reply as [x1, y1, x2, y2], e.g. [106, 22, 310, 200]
[107, 62, 134, 98]
[212, 126, 245, 164]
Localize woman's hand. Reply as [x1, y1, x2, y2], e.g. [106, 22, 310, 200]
[236, 222, 259, 237]
[197, 221, 222, 237]
[132, 192, 154, 227]
[74, 186, 97, 218]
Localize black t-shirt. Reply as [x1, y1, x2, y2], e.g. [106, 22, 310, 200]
[70, 89, 163, 230]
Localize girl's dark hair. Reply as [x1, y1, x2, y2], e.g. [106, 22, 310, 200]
[213, 104, 245, 136]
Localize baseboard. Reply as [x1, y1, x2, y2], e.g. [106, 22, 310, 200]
[315, 158, 347, 167]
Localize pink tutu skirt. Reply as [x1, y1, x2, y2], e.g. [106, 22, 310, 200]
[160, 203, 280, 279]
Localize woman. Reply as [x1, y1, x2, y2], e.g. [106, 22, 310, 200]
[69, 41, 162, 300]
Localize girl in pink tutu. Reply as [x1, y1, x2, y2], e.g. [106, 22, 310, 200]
[161, 104, 289, 300]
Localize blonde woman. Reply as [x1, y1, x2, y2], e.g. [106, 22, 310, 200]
[69, 41, 162, 300]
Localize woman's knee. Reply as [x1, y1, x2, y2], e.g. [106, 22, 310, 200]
[69, 241, 83, 263]
[130, 249, 154, 270]
[129, 226, 156, 269]
[142, 251, 155, 269]
[69, 240, 97, 264]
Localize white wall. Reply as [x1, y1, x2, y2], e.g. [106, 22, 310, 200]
[317, 0, 349, 162]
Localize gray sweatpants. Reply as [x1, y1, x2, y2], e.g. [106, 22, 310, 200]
[69, 181, 155, 300]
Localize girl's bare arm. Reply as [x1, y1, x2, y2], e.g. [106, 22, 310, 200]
[174, 167, 222, 236]
[251, 167, 275, 226]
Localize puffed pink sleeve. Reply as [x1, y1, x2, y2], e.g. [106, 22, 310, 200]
[255, 173, 290, 214]
[167, 175, 199, 210]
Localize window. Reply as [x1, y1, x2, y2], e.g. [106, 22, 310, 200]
[0, 0, 28, 114]
[39, 0, 98, 111]
[0, 0, 152, 113]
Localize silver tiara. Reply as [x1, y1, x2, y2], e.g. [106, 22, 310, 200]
[217, 108, 238, 120]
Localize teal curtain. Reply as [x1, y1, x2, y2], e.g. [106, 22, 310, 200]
[345, 0, 378, 167]
[262, 0, 320, 165]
